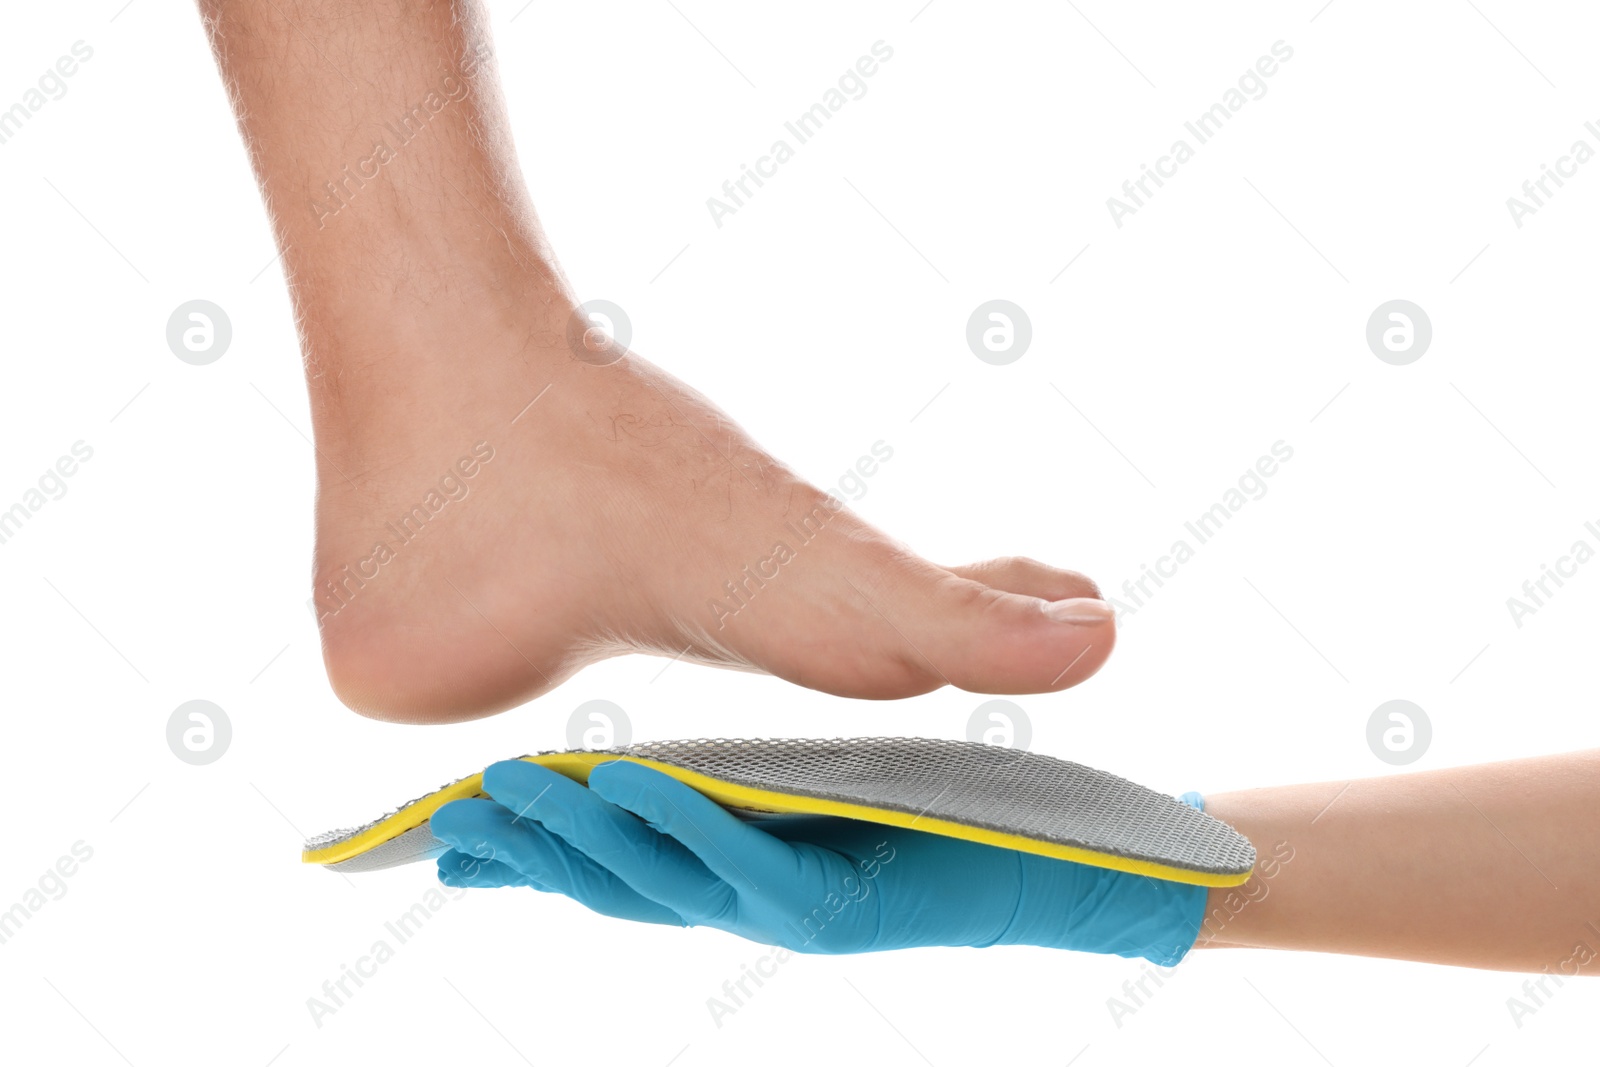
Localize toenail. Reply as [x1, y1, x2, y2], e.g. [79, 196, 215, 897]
[1041, 597, 1115, 625]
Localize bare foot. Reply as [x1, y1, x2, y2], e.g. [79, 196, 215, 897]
[200, 0, 1113, 723]
[310, 265, 1114, 722]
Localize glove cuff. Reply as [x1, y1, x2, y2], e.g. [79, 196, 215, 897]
[998, 790, 1210, 966]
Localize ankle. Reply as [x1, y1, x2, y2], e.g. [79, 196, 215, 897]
[298, 237, 568, 331]
[298, 260, 576, 433]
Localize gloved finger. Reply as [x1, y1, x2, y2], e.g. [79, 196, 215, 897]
[586, 760, 797, 892]
[436, 847, 544, 889]
[479, 760, 736, 922]
[431, 799, 687, 926]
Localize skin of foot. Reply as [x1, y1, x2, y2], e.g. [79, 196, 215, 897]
[202, 0, 1115, 723]
[309, 267, 1115, 722]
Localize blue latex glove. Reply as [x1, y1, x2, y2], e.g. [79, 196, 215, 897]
[430, 759, 1210, 966]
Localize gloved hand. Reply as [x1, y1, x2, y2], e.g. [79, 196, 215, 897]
[430, 759, 1211, 966]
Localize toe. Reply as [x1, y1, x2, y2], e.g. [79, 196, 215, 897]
[804, 553, 1115, 698]
[946, 556, 1103, 602]
[906, 568, 1116, 695]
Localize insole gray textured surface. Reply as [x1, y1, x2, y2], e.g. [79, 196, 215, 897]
[614, 737, 1255, 876]
[311, 737, 1255, 879]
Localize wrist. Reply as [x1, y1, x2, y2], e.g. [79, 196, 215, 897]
[996, 791, 1214, 964]
[1000, 853, 1206, 965]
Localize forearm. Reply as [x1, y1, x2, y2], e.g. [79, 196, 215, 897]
[1197, 750, 1600, 973]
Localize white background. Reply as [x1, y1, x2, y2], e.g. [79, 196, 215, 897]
[2, 1, 1597, 1063]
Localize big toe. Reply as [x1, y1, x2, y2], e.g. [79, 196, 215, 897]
[804, 553, 1115, 698]
[916, 564, 1115, 695]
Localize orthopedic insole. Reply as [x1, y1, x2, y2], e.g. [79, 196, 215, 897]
[302, 737, 1257, 886]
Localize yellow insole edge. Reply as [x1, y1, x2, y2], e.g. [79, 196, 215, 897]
[302, 752, 1250, 888]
